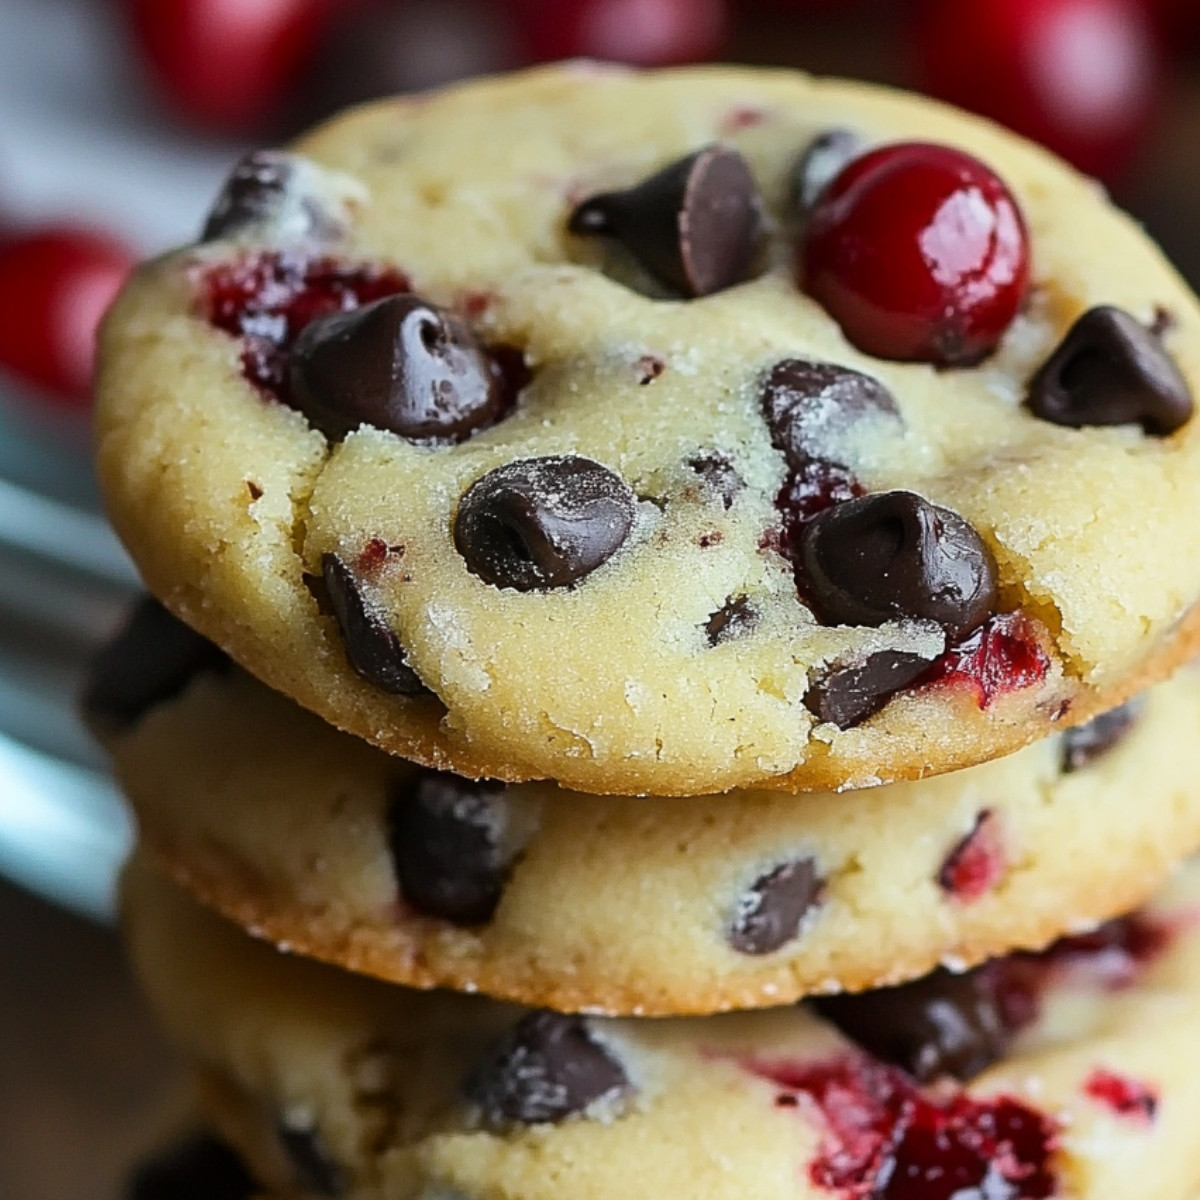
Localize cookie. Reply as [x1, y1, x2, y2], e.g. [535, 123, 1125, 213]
[91, 601, 1200, 1014]
[96, 65, 1200, 795]
[124, 855, 1200, 1200]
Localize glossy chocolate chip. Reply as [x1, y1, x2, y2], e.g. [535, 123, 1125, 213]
[277, 1120, 345, 1197]
[1028, 306, 1193, 435]
[812, 966, 1013, 1083]
[201, 151, 341, 243]
[454, 456, 636, 591]
[568, 145, 762, 298]
[288, 294, 514, 442]
[805, 648, 937, 728]
[465, 1012, 629, 1127]
[706, 596, 759, 646]
[388, 771, 513, 924]
[729, 859, 824, 955]
[761, 359, 901, 470]
[127, 1134, 256, 1200]
[1062, 698, 1143, 773]
[794, 129, 864, 214]
[83, 598, 228, 732]
[323, 553, 429, 695]
[800, 491, 997, 642]
[687, 451, 744, 508]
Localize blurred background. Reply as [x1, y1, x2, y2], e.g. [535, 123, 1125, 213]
[1, 0, 1198, 1196]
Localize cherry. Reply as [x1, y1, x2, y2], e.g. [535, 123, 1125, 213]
[912, 0, 1160, 181]
[123, 0, 344, 135]
[508, 0, 728, 65]
[0, 226, 136, 406]
[802, 142, 1031, 366]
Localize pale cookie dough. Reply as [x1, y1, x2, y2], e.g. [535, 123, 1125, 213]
[91, 601, 1200, 1014]
[124, 857, 1200, 1200]
[96, 64, 1200, 795]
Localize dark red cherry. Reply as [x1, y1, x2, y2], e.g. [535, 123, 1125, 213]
[801, 142, 1031, 367]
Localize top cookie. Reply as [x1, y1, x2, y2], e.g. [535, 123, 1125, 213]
[96, 64, 1200, 795]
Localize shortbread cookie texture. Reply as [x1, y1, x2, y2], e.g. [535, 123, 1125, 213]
[96, 65, 1200, 795]
[91, 601, 1200, 1015]
[125, 858, 1200, 1200]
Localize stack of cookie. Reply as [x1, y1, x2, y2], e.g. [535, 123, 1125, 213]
[88, 65, 1200, 1200]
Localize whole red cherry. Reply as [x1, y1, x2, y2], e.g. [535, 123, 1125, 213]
[801, 143, 1031, 367]
[0, 226, 136, 406]
[912, 0, 1159, 181]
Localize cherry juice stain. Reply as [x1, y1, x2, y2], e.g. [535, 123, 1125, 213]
[920, 611, 1050, 708]
[1083, 1069, 1158, 1124]
[939, 810, 1006, 903]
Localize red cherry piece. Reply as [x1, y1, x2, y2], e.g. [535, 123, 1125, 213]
[0, 226, 136, 406]
[1083, 1069, 1158, 1123]
[802, 142, 1031, 366]
[124, 0, 340, 135]
[938, 810, 1006, 902]
[510, 0, 728, 65]
[920, 611, 1050, 709]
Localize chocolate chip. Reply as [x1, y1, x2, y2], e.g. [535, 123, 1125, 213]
[1028, 306, 1193, 435]
[687, 451, 744, 508]
[83, 598, 228, 732]
[127, 1134, 256, 1200]
[201, 151, 342, 243]
[454, 456, 636, 591]
[800, 491, 997, 642]
[278, 1119, 345, 1197]
[465, 1012, 629, 1127]
[761, 359, 900, 470]
[323, 553, 429, 695]
[705, 596, 758, 646]
[1150, 306, 1175, 339]
[1062, 698, 1143, 772]
[288, 294, 515, 442]
[388, 771, 513, 924]
[568, 145, 762, 298]
[805, 648, 937, 728]
[729, 859, 824, 955]
[812, 966, 1013, 1083]
[793, 129, 864, 214]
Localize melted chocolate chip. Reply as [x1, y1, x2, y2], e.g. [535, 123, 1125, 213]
[277, 1120, 345, 1197]
[465, 1012, 629, 1127]
[323, 553, 429, 695]
[83, 598, 228, 732]
[800, 491, 997, 642]
[729, 859, 824, 955]
[706, 595, 759, 646]
[288, 294, 515, 442]
[687, 451, 744, 508]
[794, 129, 864, 214]
[388, 771, 513, 924]
[568, 145, 762, 298]
[454, 456, 636, 591]
[1028, 306, 1193, 435]
[201, 151, 341, 243]
[805, 649, 937, 728]
[812, 966, 1013, 1083]
[761, 359, 901, 470]
[1062, 698, 1142, 773]
[127, 1134, 256, 1200]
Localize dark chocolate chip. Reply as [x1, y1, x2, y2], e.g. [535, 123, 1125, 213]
[800, 491, 997, 642]
[323, 553, 429, 695]
[568, 145, 762, 298]
[761, 358, 901, 470]
[465, 1011, 629, 1127]
[201, 151, 340, 243]
[454, 456, 636, 591]
[706, 595, 759, 646]
[388, 771, 513, 924]
[1062, 697, 1143, 773]
[793, 129, 864, 214]
[687, 451, 744, 508]
[1027, 305, 1193, 435]
[127, 1133, 256, 1200]
[83, 598, 228, 732]
[812, 966, 1013, 1083]
[1150, 306, 1175, 339]
[288, 294, 515, 442]
[729, 859, 824, 956]
[805, 648, 937, 728]
[278, 1120, 345, 1197]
